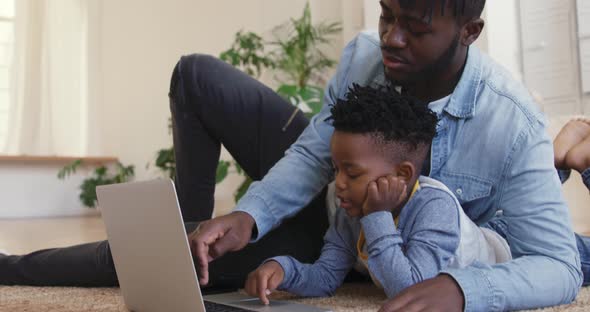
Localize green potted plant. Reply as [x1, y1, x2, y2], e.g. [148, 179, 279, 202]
[57, 160, 135, 208]
[216, 2, 341, 202]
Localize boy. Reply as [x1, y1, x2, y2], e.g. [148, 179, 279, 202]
[244, 85, 511, 304]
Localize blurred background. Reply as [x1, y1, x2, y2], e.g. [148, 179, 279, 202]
[0, 0, 588, 242]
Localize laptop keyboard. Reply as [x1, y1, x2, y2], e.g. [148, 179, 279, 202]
[204, 300, 255, 312]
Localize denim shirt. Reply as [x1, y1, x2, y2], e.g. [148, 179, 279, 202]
[235, 31, 582, 311]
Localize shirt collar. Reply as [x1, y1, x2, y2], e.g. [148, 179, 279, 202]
[444, 46, 483, 119]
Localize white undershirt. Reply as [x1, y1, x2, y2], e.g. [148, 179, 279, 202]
[428, 94, 451, 116]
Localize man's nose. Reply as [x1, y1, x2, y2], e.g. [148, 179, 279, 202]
[382, 22, 408, 49]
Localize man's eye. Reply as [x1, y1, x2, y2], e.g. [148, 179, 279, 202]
[407, 20, 431, 34]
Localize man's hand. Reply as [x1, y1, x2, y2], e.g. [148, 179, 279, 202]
[362, 175, 407, 216]
[244, 260, 285, 305]
[188, 211, 255, 285]
[379, 275, 465, 312]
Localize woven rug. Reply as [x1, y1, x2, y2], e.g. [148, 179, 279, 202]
[1, 283, 590, 312]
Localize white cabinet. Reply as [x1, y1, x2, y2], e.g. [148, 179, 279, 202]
[519, 0, 582, 115]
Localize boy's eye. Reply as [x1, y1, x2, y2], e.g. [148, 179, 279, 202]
[348, 173, 361, 179]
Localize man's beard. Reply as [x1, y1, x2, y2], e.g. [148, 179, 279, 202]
[385, 33, 461, 87]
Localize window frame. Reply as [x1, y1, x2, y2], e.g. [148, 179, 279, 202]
[0, 5, 14, 147]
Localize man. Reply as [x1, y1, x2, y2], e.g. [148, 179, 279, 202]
[190, 1, 582, 311]
[0, 1, 583, 311]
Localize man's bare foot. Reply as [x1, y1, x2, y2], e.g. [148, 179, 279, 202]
[554, 118, 590, 169]
[564, 134, 590, 173]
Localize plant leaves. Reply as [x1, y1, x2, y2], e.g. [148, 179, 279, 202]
[234, 176, 253, 203]
[216, 160, 231, 184]
[57, 159, 83, 180]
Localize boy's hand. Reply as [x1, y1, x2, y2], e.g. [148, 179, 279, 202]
[245, 261, 285, 305]
[362, 175, 408, 216]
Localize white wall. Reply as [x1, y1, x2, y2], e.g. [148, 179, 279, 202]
[93, 0, 358, 215]
[485, 0, 522, 81]
[0, 162, 100, 218]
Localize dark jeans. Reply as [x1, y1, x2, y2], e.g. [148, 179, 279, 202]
[577, 234, 590, 286]
[0, 54, 329, 288]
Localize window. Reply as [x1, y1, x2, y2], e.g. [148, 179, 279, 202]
[0, 0, 14, 147]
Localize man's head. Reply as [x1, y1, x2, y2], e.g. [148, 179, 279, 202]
[379, 0, 485, 86]
[329, 84, 438, 217]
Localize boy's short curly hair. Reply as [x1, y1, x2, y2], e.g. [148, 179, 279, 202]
[330, 84, 438, 154]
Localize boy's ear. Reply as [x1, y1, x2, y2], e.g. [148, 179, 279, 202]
[395, 161, 415, 182]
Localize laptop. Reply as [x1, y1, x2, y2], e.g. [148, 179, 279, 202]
[96, 179, 331, 312]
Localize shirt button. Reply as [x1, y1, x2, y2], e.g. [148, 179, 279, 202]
[456, 188, 463, 195]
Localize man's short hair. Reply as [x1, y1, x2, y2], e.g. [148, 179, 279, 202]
[399, 0, 486, 20]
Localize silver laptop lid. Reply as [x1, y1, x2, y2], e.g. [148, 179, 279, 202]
[97, 179, 205, 312]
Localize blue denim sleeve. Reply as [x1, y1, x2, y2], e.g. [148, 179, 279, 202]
[361, 195, 460, 298]
[583, 168, 590, 190]
[442, 122, 582, 312]
[233, 38, 360, 240]
[267, 215, 357, 297]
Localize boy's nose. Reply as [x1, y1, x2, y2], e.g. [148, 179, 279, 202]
[334, 174, 346, 191]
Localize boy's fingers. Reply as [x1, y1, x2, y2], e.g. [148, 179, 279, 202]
[367, 181, 379, 203]
[391, 178, 403, 194]
[387, 175, 399, 192]
[377, 177, 389, 194]
[244, 272, 255, 297]
[256, 273, 270, 305]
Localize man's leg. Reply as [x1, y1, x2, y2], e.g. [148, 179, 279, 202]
[170, 54, 310, 222]
[170, 54, 328, 288]
[575, 234, 590, 286]
[0, 241, 118, 286]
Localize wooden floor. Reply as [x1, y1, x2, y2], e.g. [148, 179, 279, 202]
[0, 216, 107, 255]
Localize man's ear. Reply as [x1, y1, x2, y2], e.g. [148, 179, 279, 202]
[461, 18, 484, 46]
[395, 161, 415, 183]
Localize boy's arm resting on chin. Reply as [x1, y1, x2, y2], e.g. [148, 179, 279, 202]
[442, 125, 582, 312]
[361, 194, 460, 298]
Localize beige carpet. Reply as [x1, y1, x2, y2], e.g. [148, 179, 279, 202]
[2, 283, 590, 312]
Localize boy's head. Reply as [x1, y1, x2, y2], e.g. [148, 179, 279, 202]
[329, 84, 438, 217]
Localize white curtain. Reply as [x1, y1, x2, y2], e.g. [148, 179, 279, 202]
[4, 0, 90, 155]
